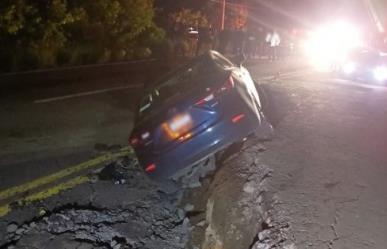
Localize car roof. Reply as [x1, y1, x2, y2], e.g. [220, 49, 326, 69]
[147, 51, 233, 91]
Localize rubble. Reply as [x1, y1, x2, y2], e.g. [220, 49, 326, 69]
[172, 156, 216, 189]
[184, 204, 195, 212]
[6, 224, 17, 234]
[1, 156, 189, 249]
[249, 202, 296, 249]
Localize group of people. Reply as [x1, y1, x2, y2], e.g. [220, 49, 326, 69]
[171, 25, 288, 61]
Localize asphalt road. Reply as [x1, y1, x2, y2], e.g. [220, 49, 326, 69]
[0, 78, 144, 191]
[258, 72, 387, 248]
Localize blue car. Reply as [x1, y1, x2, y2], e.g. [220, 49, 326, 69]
[129, 51, 269, 180]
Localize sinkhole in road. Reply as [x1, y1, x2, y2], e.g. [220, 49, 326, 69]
[1, 136, 294, 249]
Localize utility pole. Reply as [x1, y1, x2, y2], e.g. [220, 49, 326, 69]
[221, 0, 226, 30]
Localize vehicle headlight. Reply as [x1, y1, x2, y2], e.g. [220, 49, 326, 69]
[342, 62, 356, 74]
[373, 66, 387, 82]
[303, 21, 362, 72]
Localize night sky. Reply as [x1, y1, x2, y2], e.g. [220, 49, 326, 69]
[249, 0, 370, 28]
[155, 0, 386, 33]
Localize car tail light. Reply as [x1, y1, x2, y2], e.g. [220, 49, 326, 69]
[195, 75, 234, 106]
[129, 131, 150, 147]
[163, 113, 193, 139]
[145, 163, 156, 173]
[232, 113, 245, 123]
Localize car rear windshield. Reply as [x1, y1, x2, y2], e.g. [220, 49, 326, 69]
[137, 53, 233, 119]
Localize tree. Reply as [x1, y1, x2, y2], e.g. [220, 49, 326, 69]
[170, 8, 209, 28]
[0, 0, 163, 72]
[225, 0, 248, 30]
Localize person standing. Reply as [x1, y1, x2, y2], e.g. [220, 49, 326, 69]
[266, 30, 281, 61]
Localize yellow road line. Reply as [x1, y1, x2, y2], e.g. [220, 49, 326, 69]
[0, 205, 10, 217]
[0, 146, 132, 201]
[0, 176, 90, 218]
[21, 176, 89, 204]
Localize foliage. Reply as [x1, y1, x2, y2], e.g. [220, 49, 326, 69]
[0, 0, 164, 72]
[226, 0, 248, 30]
[170, 8, 208, 28]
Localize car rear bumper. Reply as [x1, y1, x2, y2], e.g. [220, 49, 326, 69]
[135, 110, 258, 180]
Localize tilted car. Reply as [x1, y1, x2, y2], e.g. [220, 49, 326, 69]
[129, 50, 271, 180]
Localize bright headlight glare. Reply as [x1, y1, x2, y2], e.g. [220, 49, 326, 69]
[373, 66, 387, 81]
[303, 21, 362, 71]
[342, 62, 356, 74]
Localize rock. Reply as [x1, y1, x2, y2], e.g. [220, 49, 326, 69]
[157, 180, 180, 194]
[257, 195, 263, 204]
[110, 240, 118, 247]
[6, 223, 18, 233]
[257, 144, 267, 152]
[243, 183, 256, 193]
[184, 204, 194, 212]
[187, 181, 202, 189]
[98, 162, 127, 182]
[89, 175, 99, 184]
[283, 243, 297, 249]
[113, 243, 121, 249]
[252, 242, 270, 249]
[178, 209, 185, 220]
[15, 228, 25, 235]
[183, 218, 190, 227]
[38, 209, 47, 216]
[196, 220, 207, 227]
[114, 179, 126, 185]
[258, 229, 271, 241]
